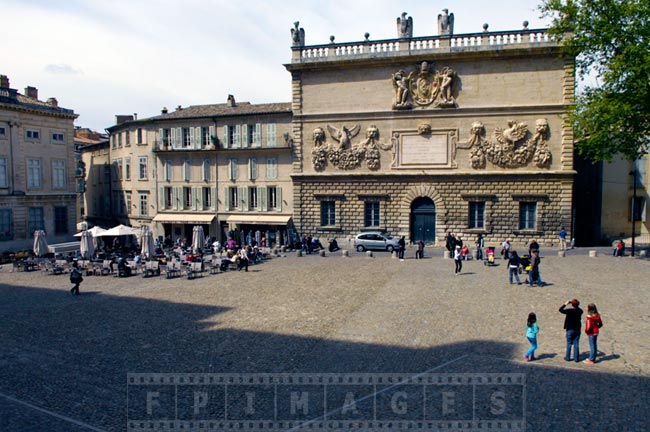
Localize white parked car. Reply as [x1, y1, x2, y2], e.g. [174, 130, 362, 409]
[353, 232, 400, 252]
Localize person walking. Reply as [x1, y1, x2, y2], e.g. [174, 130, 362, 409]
[584, 303, 603, 364]
[525, 312, 539, 361]
[558, 226, 567, 251]
[70, 261, 83, 295]
[475, 234, 484, 261]
[508, 250, 522, 284]
[528, 250, 543, 286]
[415, 240, 424, 259]
[453, 245, 462, 275]
[559, 299, 583, 362]
[501, 239, 511, 260]
[398, 236, 406, 261]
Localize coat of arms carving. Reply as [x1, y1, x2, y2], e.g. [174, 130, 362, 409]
[392, 61, 456, 110]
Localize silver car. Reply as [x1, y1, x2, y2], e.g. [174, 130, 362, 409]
[353, 232, 400, 252]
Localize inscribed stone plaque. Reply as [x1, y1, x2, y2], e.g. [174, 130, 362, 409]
[400, 133, 448, 166]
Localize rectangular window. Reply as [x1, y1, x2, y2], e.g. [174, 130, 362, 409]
[0, 209, 13, 240]
[118, 133, 122, 147]
[631, 196, 647, 222]
[28, 207, 44, 234]
[137, 128, 143, 144]
[139, 193, 148, 216]
[266, 158, 277, 179]
[0, 158, 7, 188]
[320, 201, 336, 226]
[246, 124, 255, 147]
[183, 128, 191, 148]
[52, 159, 66, 189]
[268, 186, 278, 210]
[266, 123, 276, 147]
[26, 129, 40, 140]
[633, 158, 647, 188]
[248, 158, 257, 180]
[183, 187, 192, 209]
[202, 127, 210, 148]
[229, 159, 238, 181]
[203, 187, 212, 209]
[164, 160, 172, 181]
[138, 157, 148, 180]
[364, 202, 380, 227]
[125, 131, 131, 146]
[116, 159, 123, 180]
[126, 192, 132, 215]
[0, 126, 6, 138]
[468, 202, 485, 229]
[125, 157, 131, 180]
[519, 202, 536, 230]
[248, 187, 258, 210]
[27, 159, 41, 188]
[203, 159, 211, 181]
[228, 187, 238, 210]
[51, 132, 65, 143]
[183, 160, 191, 181]
[164, 187, 172, 209]
[54, 206, 68, 234]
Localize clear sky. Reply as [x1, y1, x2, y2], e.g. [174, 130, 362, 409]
[3, 0, 550, 131]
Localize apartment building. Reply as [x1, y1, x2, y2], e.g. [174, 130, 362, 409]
[0, 74, 78, 251]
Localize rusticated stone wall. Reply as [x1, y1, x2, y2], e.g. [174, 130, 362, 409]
[293, 174, 572, 248]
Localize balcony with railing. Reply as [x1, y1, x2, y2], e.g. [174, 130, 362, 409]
[152, 140, 218, 152]
[292, 28, 554, 63]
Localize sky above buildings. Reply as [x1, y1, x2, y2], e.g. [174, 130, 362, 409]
[3, 0, 550, 131]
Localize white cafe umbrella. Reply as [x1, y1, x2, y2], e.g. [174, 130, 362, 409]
[192, 226, 205, 253]
[141, 229, 155, 259]
[74, 226, 106, 237]
[99, 224, 140, 237]
[33, 230, 49, 257]
[79, 230, 95, 259]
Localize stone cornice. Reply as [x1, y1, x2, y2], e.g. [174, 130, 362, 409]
[0, 101, 77, 120]
[291, 171, 576, 181]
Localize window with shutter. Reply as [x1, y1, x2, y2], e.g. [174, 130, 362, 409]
[234, 125, 241, 148]
[229, 159, 238, 181]
[223, 125, 230, 148]
[189, 127, 194, 148]
[249, 158, 257, 180]
[159, 187, 166, 210]
[242, 124, 249, 147]
[209, 126, 215, 148]
[254, 124, 262, 147]
[266, 124, 276, 147]
[266, 158, 277, 179]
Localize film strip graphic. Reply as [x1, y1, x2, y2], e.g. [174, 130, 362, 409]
[127, 373, 525, 431]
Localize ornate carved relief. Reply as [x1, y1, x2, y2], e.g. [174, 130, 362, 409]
[418, 123, 432, 135]
[310, 125, 393, 171]
[467, 119, 553, 169]
[391, 62, 457, 110]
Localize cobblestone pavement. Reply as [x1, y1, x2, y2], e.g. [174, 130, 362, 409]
[0, 247, 648, 431]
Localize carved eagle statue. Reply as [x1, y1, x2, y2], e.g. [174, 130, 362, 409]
[396, 12, 413, 38]
[494, 120, 528, 145]
[327, 124, 360, 150]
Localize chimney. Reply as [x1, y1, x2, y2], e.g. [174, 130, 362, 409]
[176, 105, 182, 111]
[25, 86, 38, 99]
[227, 94, 236, 107]
[115, 114, 134, 125]
[133, 113, 138, 120]
[0, 75, 9, 88]
[161, 107, 168, 114]
[46, 97, 58, 107]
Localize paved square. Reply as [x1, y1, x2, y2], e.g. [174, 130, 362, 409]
[0, 248, 648, 431]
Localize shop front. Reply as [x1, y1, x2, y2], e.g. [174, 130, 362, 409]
[220, 215, 294, 248]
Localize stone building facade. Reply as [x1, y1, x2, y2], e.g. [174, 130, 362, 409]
[101, 98, 294, 243]
[0, 74, 78, 251]
[286, 14, 575, 247]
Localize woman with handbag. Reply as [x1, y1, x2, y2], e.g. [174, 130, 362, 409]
[70, 261, 83, 295]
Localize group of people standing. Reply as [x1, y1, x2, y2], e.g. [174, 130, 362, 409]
[525, 299, 603, 364]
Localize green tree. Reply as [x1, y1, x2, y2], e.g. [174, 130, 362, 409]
[539, 0, 650, 161]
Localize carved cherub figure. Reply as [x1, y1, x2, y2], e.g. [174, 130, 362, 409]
[534, 118, 550, 141]
[327, 124, 360, 150]
[468, 121, 485, 146]
[392, 71, 410, 108]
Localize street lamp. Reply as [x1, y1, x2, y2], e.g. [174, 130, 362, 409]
[629, 169, 638, 257]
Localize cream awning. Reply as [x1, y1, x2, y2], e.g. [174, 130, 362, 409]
[153, 213, 216, 224]
[224, 215, 292, 225]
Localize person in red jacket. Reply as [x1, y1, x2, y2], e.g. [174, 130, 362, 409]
[584, 303, 603, 364]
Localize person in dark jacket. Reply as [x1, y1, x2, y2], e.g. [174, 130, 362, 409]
[559, 299, 583, 362]
[508, 251, 522, 284]
[398, 236, 406, 260]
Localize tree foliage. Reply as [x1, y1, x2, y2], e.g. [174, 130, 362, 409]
[539, 0, 650, 161]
